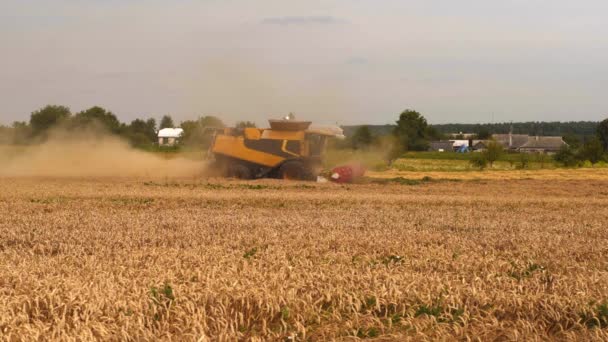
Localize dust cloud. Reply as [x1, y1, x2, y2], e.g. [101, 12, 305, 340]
[0, 128, 205, 179]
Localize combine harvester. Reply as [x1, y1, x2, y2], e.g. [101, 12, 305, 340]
[208, 117, 363, 182]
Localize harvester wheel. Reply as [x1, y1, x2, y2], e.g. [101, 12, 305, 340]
[228, 164, 252, 179]
[279, 161, 314, 181]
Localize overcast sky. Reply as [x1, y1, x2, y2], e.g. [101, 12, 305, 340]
[1, 0, 607, 126]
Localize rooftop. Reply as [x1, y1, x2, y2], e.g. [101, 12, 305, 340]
[519, 136, 566, 150]
[157, 128, 184, 138]
[492, 134, 529, 148]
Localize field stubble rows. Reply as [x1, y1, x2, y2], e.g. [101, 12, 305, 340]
[0, 178, 608, 340]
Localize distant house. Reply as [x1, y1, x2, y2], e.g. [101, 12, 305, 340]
[519, 136, 567, 154]
[471, 140, 489, 152]
[158, 128, 184, 146]
[492, 133, 529, 150]
[429, 141, 454, 152]
[450, 140, 470, 150]
[491, 133, 567, 154]
[448, 132, 476, 139]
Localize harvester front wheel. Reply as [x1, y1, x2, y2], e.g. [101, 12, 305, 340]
[279, 160, 314, 181]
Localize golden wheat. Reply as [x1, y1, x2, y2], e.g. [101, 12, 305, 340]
[1, 177, 607, 341]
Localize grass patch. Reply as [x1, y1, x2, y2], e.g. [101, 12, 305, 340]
[110, 197, 155, 205]
[415, 304, 465, 324]
[508, 262, 545, 280]
[29, 197, 65, 204]
[324, 149, 388, 171]
[243, 247, 258, 259]
[580, 302, 608, 329]
[366, 176, 440, 186]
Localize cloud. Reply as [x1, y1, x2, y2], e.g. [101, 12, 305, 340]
[261, 16, 342, 26]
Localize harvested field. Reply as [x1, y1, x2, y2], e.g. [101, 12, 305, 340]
[368, 167, 608, 181]
[1, 177, 608, 340]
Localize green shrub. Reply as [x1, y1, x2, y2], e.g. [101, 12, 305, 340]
[484, 141, 504, 166]
[554, 145, 578, 167]
[469, 154, 488, 170]
[580, 302, 608, 329]
[518, 153, 530, 169]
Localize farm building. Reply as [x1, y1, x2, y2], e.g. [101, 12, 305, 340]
[447, 132, 476, 139]
[429, 141, 454, 152]
[471, 140, 489, 151]
[157, 128, 184, 146]
[450, 140, 470, 151]
[518, 136, 567, 154]
[492, 133, 567, 154]
[492, 133, 529, 151]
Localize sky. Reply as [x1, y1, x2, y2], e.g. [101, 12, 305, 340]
[1, 0, 608, 126]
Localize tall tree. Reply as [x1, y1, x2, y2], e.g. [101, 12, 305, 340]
[562, 133, 581, 149]
[180, 116, 225, 148]
[160, 115, 175, 129]
[393, 109, 431, 152]
[579, 137, 605, 164]
[475, 128, 491, 140]
[484, 141, 504, 167]
[199, 116, 225, 128]
[235, 121, 257, 129]
[11, 121, 31, 144]
[597, 118, 608, 150]
[0, 125, 12, 144]
[554, 145, 578, 167]
[72, 106, 121, 133]
[351, 125, 373, 149]
[145, 118, 157, 142]
[29, 105, 71, 136]
[126, 118, 157, 147]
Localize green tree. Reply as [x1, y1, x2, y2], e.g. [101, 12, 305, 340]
[126, 118, 157, 147]
[160, 115, 175, 129]
[0, 124, 12, 144]
[351, 125, 373, 149]
[518, 153, 530, 169]
[579, 137, 605, 164]
[72, 106, 121, 133]
[180, 116, 225, 148]
[145, 118, 157, 142]
[483, 141, 504, 167]
[562, 133, 582, 150]
[554, 145, 578, 167]
[597, 118, 608, 150]
[469, 153, 488, 170]
[30, 105, 71, 136]
[11, 121, 31, 144]
[475, 128, 491, 140]
[199, 116, 225, 128]
[235, 121, 257, 129]
[425, 125, 444, 141]
[392, 109, 431, 154]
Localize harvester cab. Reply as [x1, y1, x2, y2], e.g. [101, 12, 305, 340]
[209, 119, 344, 180]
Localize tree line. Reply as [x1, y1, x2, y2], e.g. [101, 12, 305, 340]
[344, 109, 608, 165]
[0, 105, 235, 149]
[2, 105, 608, 165]
[343, 121, 600, 141]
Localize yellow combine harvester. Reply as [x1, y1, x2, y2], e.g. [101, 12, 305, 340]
[208, 119, 344, 180]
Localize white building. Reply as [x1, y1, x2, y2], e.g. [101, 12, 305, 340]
[157, 128, 184, 146]
[449, 140, 470, 148]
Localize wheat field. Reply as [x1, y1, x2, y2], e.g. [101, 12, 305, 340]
[1, 177, 608, 341]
